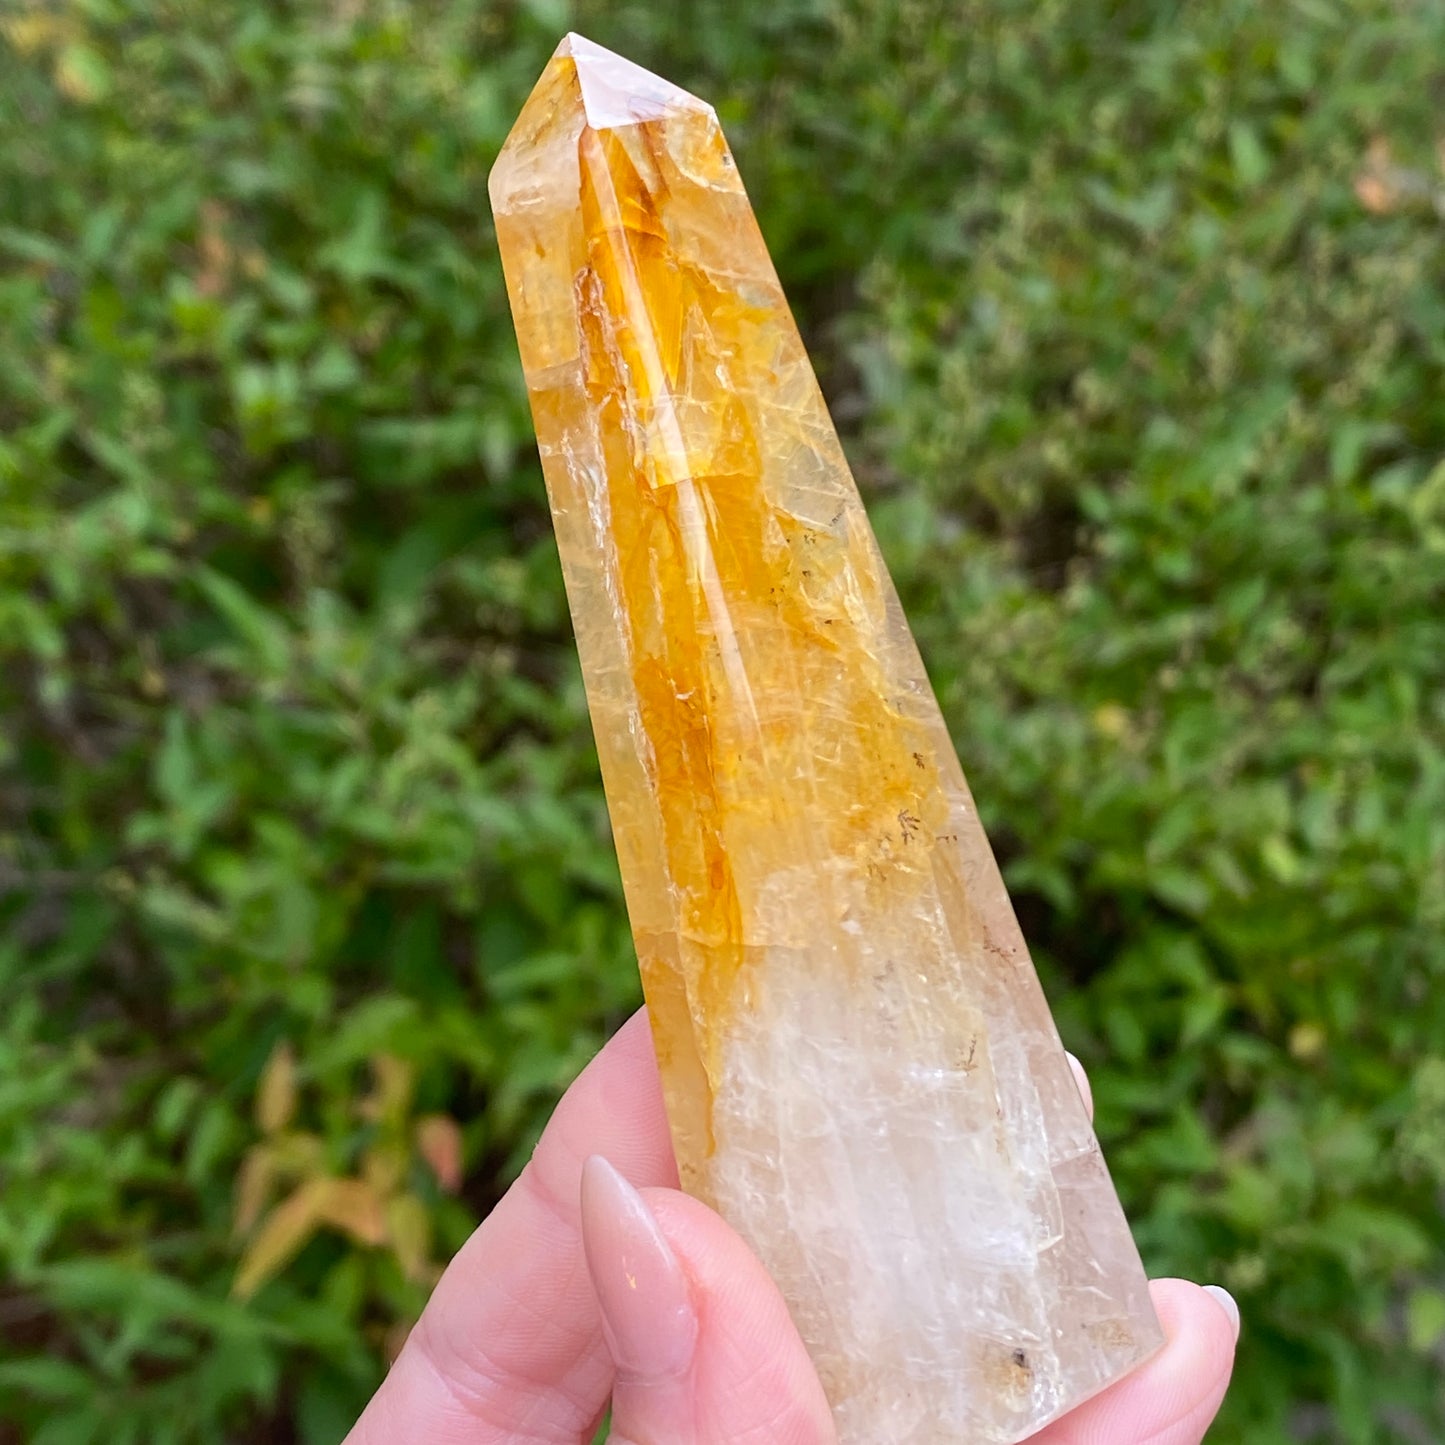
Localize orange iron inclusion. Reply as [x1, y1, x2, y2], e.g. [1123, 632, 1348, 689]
[489, 35, 1163, 1445]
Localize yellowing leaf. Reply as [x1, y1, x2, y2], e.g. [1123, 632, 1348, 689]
[317, 1178, 387, 1247]
[416, 1114, 464, 1193]
[234, 1176, 387, 1299]
[1092, 703, 1129, 739]
[359, 1053, 414, 1126]
[271, 1130, 326, 1174]
[385, 1193, 432, 1282]
[1288, 1022, 1326, 1061]
[1, 15, 71, 56]
[194, 199, 233, 299]
[233, 1177, 330, 1300]
[233, 1146, 277, 1238]
[256, 1042, 297, 1134]
[361, 1142, 406, 1198]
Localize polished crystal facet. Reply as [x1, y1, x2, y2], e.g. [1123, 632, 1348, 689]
[489, 35, 1163, 1444]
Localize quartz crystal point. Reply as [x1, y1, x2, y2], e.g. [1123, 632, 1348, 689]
[490, 35, 1163, 1444]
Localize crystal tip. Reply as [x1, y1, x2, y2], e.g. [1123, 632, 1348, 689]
[553, 32, 712, 130]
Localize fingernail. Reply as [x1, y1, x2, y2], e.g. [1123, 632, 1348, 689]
[1065, 1051, 1093, 1118]
[1203, 1284, 1241, 1339]
[580, 1155, 697, 1378]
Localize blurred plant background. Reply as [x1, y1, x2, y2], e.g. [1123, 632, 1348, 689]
[2, 0, 1443, 1440]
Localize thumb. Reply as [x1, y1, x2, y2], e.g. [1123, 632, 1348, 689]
[579, 1156, 837, 1445]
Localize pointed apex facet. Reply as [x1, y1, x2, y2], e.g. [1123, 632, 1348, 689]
[557, 32, 712, 130]
[488, 33, 715, 219]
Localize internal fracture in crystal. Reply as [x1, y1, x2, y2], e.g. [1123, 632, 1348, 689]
[490, 35, 1164, 1444]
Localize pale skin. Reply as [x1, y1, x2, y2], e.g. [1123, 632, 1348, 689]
[345, 1009, 1238, 1445]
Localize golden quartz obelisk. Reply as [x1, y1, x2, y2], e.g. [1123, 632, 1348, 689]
[490, 35, 1163, 1444]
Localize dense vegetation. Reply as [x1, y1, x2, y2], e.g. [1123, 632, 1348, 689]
[2, 1, 1443, 1440]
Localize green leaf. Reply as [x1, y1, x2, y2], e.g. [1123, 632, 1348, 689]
[1407, 1289, 1445, 1354]
[1227, 120, 1269, 188]
[193, 567, 291, 673]
[55, 43, 112, 103]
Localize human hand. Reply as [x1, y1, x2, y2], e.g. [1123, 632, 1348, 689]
[344, 1009, 1237, 1445]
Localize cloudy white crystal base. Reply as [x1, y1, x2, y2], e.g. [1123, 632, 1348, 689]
[702, 941, 1163, 1445]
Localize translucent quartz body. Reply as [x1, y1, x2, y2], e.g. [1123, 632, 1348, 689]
[490, 36, 1163, 1444]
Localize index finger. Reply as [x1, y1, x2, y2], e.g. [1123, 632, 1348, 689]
[345, 1007, 675, 1445]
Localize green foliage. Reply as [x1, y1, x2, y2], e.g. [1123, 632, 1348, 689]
[1, 0, 1442, 1441]
[821, 6, 1445, 1439]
